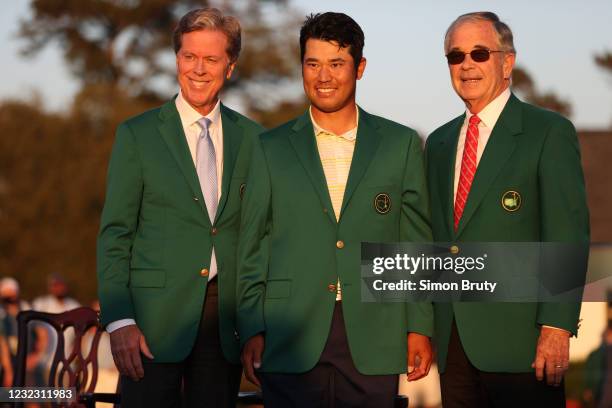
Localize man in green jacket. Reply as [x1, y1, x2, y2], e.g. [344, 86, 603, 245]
[97, 8, 263, 407]
[425, 11, 589, 407]
[238, 12, 433, 408]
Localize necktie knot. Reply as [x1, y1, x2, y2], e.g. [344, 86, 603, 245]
[198, 117, 212, 137]
[469, 114, 481, 126]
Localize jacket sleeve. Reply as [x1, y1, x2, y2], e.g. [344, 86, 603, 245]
[236, 137, 272, 346]
[535, 117, 590, 335]
[401, 131, 434, 337]
[97, 122, 142, 326]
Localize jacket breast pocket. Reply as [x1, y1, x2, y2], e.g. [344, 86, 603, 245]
[232, 177, 247, 201]
[362, 184, 398, 216]
[129, 268, 166, 288]
[265, 279, 291, 299]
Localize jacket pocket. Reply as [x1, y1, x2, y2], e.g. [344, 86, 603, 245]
[129, 268, 166, 288]
[265, 279, 291, 299]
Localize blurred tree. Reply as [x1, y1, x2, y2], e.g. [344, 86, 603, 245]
[594, 51, 612, 75]
[512, 66, 572, 117]
[1, 0, 307, 301]
[0, 91, 154, 300]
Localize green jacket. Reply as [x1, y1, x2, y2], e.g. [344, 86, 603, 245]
[97, 99, 263, 363]
[425, 94, 589, 372]
[237, 108, 433, 375]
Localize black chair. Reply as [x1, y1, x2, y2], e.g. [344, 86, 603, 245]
[13, 307, 120, 408]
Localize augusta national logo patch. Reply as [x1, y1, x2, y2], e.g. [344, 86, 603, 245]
[374, 193, 391, 214]
[501, 190, 521, 212]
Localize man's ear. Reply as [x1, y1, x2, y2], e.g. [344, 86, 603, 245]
[503, 53, 516, 80]
[226, 61, 237, 80]
[356, 57, 367, 80]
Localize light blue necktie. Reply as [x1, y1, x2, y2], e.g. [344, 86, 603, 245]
[196, 117, 218, 279]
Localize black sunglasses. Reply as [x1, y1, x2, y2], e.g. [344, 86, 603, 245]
[446, 49, 504, 65]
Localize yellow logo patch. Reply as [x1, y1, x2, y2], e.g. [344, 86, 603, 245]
[374, 193, 391, 214]
[501, 190, 521, 212]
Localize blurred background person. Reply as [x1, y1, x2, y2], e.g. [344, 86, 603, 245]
[0, 277, 46, 388]
[32, 273, 80, 314]
[0, 326, 13, 386]
[583, 294, 612, 408]
[31, 274, 81, 384]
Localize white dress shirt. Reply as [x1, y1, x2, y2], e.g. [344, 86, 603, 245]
[107, 93, 225, 333]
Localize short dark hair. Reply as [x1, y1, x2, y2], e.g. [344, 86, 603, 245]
[299, 12, 364, 69]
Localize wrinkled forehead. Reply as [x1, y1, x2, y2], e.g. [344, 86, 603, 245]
[179, 29, 229, 54]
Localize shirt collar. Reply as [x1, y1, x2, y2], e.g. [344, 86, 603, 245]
[309, 106, 359, 141]
[465, 87, 511, 129]
[175, 90, 222, 131]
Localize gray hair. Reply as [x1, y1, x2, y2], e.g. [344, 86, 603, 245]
[173, 8, 242, 63]
[444, 12, 516, 54]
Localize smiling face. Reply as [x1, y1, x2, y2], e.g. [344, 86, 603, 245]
[446, 20, 515, 114]
[302, 38, 365, 116]
[176, 29, 235, 115]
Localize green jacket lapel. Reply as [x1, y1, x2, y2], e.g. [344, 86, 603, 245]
[157, 99, 206, 209]
[289, 111, 336, 224]
[456, 94, 522, 238]
[436, 116, 463, 240]
[340, 108, 382, 217]
[215, 104, 243, 223]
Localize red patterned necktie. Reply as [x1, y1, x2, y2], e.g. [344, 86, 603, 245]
[454, 114, 481, 231]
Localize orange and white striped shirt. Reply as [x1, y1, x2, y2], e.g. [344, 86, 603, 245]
[311, 108, 359, 220]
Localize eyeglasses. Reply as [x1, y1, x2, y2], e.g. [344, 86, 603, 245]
[445, 49, 504, 65]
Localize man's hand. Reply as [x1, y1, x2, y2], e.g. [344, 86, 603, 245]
[110, 324, 154, 381]
[241, 334, 264, 386]
[406, 332, 432, 381]
[531, 326, 570, 386]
